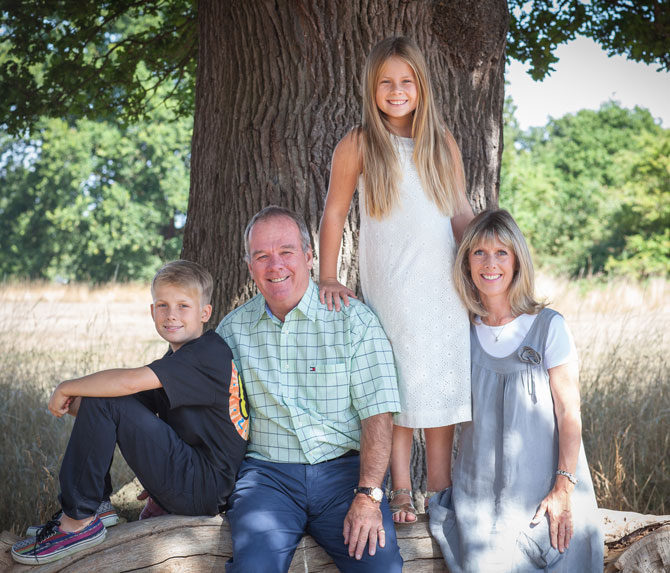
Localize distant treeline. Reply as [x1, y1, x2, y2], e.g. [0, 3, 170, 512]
[1, 101, 667, 282]
[501, 100, 669, 279]
[0, 105, 192, 283]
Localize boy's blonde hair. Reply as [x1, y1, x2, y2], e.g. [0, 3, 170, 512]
[151, 260, 214, 306]
[360, 36, 469, 219]
[454, 209, 546, 323]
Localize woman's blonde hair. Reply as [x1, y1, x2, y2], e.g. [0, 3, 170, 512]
[454, 209, 546, 322]
[360, 36, 468, 219]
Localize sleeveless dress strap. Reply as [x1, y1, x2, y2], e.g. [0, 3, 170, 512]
[523, 308, 561, 365]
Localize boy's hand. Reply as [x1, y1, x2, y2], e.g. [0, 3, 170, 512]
[48, 384, 73, 418]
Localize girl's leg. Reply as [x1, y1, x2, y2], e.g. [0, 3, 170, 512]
[389, 425, 416, 523]
[424, 425, 455, 509]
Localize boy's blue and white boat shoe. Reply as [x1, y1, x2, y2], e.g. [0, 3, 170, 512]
[11, 516, 106, 565]
[25, 500, 119, 536]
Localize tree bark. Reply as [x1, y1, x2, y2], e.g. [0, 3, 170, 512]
[183, 0, 508, 325]
[182, 0, 508, 497]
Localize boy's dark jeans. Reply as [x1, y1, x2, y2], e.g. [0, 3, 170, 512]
[59, 395, 218, 520]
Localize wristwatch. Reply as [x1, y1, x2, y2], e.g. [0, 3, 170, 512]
[353, 486, 384, 503]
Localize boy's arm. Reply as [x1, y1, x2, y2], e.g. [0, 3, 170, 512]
[49, 367, 162, 418]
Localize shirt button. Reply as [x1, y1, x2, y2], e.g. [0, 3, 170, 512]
[283, 363, 289, 370]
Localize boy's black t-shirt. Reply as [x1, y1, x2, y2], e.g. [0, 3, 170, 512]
[146, 330, 249, 507]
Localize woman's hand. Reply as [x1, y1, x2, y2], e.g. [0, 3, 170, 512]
[531, 485, 573, 553]
[319, 277, 357, 311]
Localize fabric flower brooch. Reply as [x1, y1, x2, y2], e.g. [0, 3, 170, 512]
[518, 346, 542, 366]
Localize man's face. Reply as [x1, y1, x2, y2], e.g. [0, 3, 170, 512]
[247, 216, 313, 321]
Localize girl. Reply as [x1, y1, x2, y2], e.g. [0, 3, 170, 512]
[318, 36, 473, 523]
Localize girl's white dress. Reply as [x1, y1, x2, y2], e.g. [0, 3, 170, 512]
[358, 136, 471, 428]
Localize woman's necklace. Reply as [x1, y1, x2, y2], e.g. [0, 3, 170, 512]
[486, 315, 514, 342]
[488, 323, 508, 343]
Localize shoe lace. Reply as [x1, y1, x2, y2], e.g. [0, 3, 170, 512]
[35, 513, 62, 544]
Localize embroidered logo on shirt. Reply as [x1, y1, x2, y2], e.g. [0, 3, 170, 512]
[229, 361, 249, 440]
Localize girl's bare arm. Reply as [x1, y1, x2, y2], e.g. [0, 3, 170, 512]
[318, 131, 362, 311]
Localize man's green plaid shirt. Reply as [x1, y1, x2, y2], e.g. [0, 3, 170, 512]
[217, 280, 401, 464]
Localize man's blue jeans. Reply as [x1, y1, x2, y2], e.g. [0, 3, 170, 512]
[225, 455, 403, 572]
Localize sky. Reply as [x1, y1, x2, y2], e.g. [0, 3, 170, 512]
[505, 35, 670, 130]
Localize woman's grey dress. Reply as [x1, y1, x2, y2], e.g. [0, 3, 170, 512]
[429, 309, 603, 572]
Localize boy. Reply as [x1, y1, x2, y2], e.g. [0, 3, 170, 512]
[12, 260, 249, 565]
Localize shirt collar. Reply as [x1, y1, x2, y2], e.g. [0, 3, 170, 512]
[250, 278, 319, 326]
[293, 279, 319, 322]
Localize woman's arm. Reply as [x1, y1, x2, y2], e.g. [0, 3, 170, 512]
[531, 359, 582, 553]
[318, 130, 362, 311]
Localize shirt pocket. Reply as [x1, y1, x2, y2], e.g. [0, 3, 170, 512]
[303, 362, 350, 414]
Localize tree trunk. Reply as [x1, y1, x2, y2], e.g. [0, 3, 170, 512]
[182, 0, 508, 497]
[183, 0, 507, 324]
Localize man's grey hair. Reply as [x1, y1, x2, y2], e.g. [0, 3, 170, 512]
[244, 205, 312, 261]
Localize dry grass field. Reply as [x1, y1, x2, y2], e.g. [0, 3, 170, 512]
[0, 282, 165, 535]
[535, 275, 670, 517]
[1, 277, 668, 535]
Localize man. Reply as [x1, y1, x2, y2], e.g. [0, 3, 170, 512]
[217, 205, 403, 572]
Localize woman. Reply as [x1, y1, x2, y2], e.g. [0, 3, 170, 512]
[429, 209, 603, 572]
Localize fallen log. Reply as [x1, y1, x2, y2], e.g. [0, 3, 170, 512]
[2, 509, 668, 572]
[601, 509, 670, 572]
[0, 514, 444, 573]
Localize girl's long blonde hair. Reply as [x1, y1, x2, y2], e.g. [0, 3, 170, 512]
[361, 36, 468, 219]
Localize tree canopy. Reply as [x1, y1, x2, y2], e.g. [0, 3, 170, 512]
[0, 0, 197, 134]
[1, 0, 668, 134]
[508, 0, 670, 80]
[0, 104, 192, 282]
[500, 100, 669, 278]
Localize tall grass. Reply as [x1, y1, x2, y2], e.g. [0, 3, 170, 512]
[538, 275, 670, 516]
[582, 345, 668, 515]
[0, 282, 164, 534]
[1, 277, 668, 535]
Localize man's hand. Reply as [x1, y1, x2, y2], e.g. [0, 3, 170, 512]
[137, 490, 170, 520]
[343, 494, 385, 560]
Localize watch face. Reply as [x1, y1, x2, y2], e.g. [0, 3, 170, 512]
[371, 487, 383, 503]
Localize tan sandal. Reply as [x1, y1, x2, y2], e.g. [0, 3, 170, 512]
[389, 488, 417, 523]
